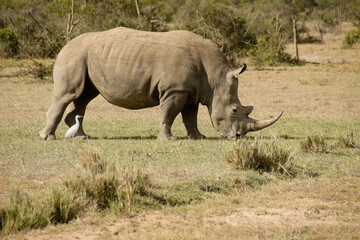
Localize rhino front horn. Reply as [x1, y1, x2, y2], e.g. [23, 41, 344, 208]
[238, 63, 247, 75]
[245, 111, 284, 132]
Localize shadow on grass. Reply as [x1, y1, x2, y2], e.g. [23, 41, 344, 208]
[92, 135, 158, 140]
[88, 135, 304, 141]
[245, 135, 302, 140]
[89, 135, 225, 141]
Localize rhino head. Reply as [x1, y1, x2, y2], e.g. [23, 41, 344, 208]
[209, 64, 283, 139]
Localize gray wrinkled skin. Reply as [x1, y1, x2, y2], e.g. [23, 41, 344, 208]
[39, 27, 282, 140]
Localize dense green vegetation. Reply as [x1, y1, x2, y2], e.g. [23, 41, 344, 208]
[0, 0, 359, 65]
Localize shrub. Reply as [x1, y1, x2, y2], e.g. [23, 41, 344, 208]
[180, 1, 256, 66]
[300, 136, 327, 153]
[249, 37, 302, 66]
[31, 61, 53, 81]
[244, 0, 304, 67]
[0, 28, 19, 57]
[343, 26, 360, 47]
[226, 139, 294, 177]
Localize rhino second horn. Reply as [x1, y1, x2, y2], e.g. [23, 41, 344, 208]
[245, 111, 284, 132]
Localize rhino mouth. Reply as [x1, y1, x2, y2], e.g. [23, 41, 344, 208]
[221, 111, 284, 139]
[213, 111, 284, 139]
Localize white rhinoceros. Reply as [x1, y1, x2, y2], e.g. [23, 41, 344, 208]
[39, 27, 283, 140]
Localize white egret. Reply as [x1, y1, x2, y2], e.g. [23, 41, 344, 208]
[65, 115, 83, 139]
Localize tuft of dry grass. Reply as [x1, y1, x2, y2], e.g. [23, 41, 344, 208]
[301, 136, 327, 153]
[65, 148, 151, 213]
[79, 148, 107, 175]
[336, 132, 356, 148]
[226, 139, 294, 177]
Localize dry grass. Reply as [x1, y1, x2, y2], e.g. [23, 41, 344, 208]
[300, 135, 327, 153]
[226, 139, 294, 176]
[8, 177, 359, 240]
[337, 132, 357, 148]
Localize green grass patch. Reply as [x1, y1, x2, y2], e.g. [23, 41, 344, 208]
[0, 119, 360, 235]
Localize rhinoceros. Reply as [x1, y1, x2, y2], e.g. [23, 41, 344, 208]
[39, 27, 283, 140]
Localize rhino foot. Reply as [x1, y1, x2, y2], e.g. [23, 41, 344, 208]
[187, 133, 206, 140]
[39, 131, 57, 140]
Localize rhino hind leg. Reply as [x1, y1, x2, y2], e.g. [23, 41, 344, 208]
[39, 94, 74, 140]
[40, 58, 88, 140]
[181, 104, 206, 140]
[64, 79, 99, 139]
[157, 92, 188, 140]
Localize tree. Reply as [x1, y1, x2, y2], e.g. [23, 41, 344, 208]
[66, 0, 79, 42]
[134, 0, 142, 22]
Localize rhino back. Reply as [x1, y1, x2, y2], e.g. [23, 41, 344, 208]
[57, 28, 227, 109]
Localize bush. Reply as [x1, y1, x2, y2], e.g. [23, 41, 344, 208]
[179, 1, 256, 66]
[226, 139, 295, 177]
[0, 28, 19, 57]
[343, 26, 360, 47]
[31, 61, 54, 81]
[243, 0, 304, 66]
[0, 0, 359, 66]
[249, 37, 302, 66]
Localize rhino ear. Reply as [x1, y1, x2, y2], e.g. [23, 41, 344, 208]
[233, 64, 247, 79]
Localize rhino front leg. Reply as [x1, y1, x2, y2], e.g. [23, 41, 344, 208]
[181, 104, 206, 140]
[158, 92, 188, 140]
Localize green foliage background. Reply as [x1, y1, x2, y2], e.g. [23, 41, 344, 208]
[0, 0, 359, 65]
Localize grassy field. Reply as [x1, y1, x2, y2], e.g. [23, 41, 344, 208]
[0, 23, 359, 239]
